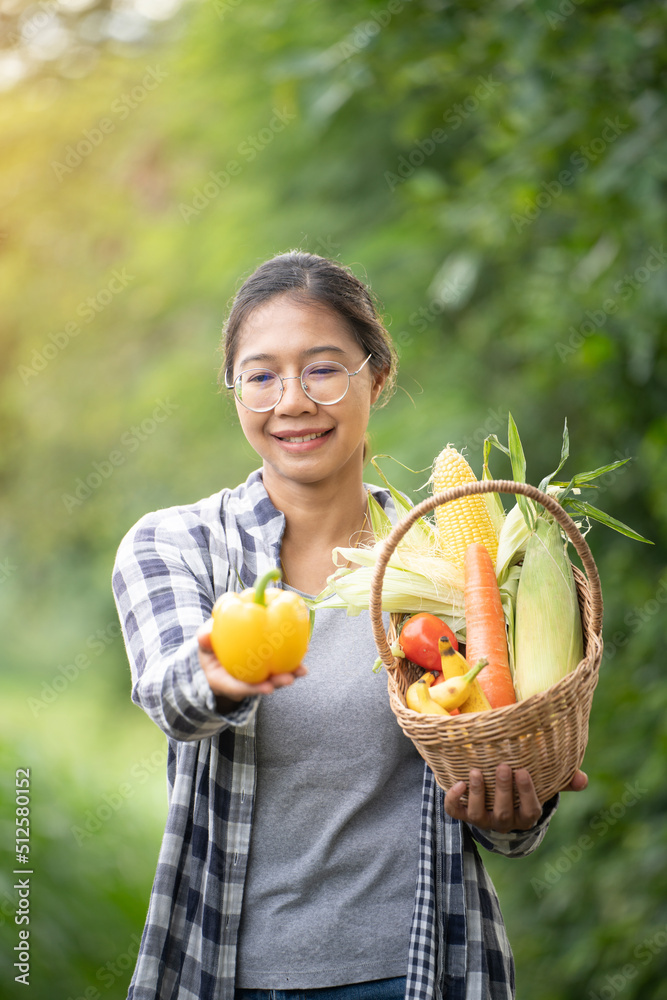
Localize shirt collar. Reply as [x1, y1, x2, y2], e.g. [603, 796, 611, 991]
[228, 468, 395, 589]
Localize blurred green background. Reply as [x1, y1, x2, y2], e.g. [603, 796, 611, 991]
[1, 0, 666, 996]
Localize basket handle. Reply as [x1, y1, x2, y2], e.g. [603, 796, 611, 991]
[369, 478, 604, 670]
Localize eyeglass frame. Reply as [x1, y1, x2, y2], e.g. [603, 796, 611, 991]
[225, 353, 373, 412]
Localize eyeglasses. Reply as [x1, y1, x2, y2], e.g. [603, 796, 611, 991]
[226, 354, 372, 412]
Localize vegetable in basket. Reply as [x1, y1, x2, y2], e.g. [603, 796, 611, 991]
[398, 612, 458, 672]
[308, 457, 465, 637]
[512, 516, 583, 700]
[432, 445, 502, 566]
[486, 414, 651, 697]
[309, 415, 650, 705]
[434, 637, 491, 713]
[464, 543, 516, 708]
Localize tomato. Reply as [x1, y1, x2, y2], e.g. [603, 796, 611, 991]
[399, 613, 459, 674]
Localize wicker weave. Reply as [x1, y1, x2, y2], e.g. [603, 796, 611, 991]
[368, 479, 604, 809]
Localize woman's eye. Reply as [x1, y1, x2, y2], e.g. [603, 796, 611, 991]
[247, 372, 276, 385]
[307, 366, 339, 377]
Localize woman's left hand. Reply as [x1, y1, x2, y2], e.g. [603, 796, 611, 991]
[444, 764, 589, 833]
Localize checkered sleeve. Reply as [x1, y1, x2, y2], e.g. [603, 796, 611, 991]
[112, 509, 255, 742]
[468, 794, 560, 858]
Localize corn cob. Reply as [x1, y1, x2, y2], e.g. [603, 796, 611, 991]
[432, 446, 499, 568]
[513, 515, 583, 700]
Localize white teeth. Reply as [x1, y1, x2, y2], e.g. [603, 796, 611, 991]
[282, 431, 328, 443]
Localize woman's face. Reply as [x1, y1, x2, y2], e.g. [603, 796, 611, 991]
[231, 294, 386, 492]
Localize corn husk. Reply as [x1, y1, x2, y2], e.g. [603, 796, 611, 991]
[308, 521, 466, 638]
[312, 563, 465, 634]
[495, 500, 534, 585]
[513, 515, 583, 700]
[499, 563, 521, 678]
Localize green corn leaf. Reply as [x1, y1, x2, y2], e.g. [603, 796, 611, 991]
[507, 413, 527, 482]
[370, 454, 433, 541]
[370, 455, 414, 517]
[565, 458, 632, 490]
[480, 435, 507, 533]
[483, 433, 510, 468]
[538, 418, 570, 492]
[565, 500, 653, 544]
[507, 412, 534, 531]
[495, 501, 535, 584]
[482, 433, 511, 493]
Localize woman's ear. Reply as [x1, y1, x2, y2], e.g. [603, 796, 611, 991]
[370, 368, 388, 405]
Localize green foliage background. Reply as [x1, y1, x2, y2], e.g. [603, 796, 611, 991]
[1, 0, 666, 996]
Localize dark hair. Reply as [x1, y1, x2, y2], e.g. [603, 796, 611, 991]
[218, 251, 398, 406]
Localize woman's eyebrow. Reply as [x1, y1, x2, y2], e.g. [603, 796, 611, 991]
[237, 345, 348, 368]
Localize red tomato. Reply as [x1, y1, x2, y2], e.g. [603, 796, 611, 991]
[399, 613, 459, 674]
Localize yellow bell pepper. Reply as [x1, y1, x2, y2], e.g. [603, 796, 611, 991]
[210, 568, 310, 683]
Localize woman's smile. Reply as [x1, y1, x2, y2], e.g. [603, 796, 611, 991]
[270, 426, 334, 450]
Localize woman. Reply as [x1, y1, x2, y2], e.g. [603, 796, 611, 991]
[112, 251, 585, 1000]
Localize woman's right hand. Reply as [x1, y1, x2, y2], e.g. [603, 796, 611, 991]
[196, 620, 308, 714]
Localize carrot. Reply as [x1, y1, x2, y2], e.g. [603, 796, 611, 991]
[463, 542, 516, 708]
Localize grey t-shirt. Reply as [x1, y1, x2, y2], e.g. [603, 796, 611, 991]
[234, 604, 425, 989]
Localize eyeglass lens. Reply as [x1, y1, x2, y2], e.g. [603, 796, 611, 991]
[235, 362, 351, 411]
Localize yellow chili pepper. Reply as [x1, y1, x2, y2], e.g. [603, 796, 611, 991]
[210, 568, 310, 683]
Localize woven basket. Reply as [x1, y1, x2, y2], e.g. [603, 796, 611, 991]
[369, 479, 604, 809]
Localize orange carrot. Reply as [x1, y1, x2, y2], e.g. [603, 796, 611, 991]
[463, 542, 516, 708]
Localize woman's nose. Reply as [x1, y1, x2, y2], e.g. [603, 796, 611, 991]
[273, 375, 318, 415]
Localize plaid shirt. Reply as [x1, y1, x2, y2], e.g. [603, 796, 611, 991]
[112, 469, 558, 1000]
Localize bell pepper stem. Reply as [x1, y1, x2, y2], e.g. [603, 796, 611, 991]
[254, 567, 282, 605]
